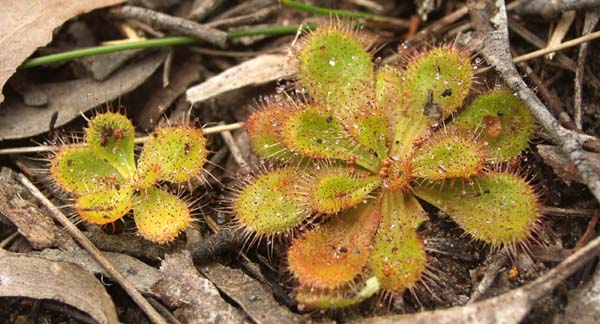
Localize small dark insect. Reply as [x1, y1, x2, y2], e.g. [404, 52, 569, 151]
[441, 88, 452, 97]
[184, 143, 192, 154]
[99, 126, 115, 147]
[423, 90, 442, 120]
[326, 116, 334, 123]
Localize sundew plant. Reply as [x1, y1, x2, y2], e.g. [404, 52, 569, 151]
[50, 112, 208, 243]
[230, 24, 541, 309]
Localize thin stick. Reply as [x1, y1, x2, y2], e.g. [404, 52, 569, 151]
[113, 6, 228, 48]
[512, 30, 600, 64]
[0, 122, 244, 155]
[16, 174, 167, 324]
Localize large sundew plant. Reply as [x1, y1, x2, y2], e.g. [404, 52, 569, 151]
[230, 23, 541, 309]
[49, 112, 208, 243]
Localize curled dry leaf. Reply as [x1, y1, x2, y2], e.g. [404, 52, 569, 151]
[0, 250, 119, 324]
[0, 52, 166, 140]
[185, 54, 295, 104]
[0, 0, 125, 104]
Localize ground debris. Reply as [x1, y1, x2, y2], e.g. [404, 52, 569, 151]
[154, 251, 246, 324]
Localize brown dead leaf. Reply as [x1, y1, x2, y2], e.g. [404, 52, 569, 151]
[0, 250, 120, 324]
[0, 167, 76, 250]
[185, 54, 295, 104]
[0, 0, 125, 104]
[0, 52, 166, 140]
[155, 251, 245, 324]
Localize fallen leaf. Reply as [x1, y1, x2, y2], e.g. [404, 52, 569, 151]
[0, 52, 166, 140]
[0, 250, 119, 324]
[200, 261, 303, 324]
[185, 54, 295, 104]
[40, 249, 160, 296]
[0, 167, 76, 250]
[155, 251, 245, 324]
[0, 0, 125, 104]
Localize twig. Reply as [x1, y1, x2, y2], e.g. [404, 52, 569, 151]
[574, 209, 600, 251]
[383, 6, 468, 64]
[162, 49, 173, 88]
[0, 122, 244, 155]
[147, 297, 183, 324]
[112, 5, 228, 48]
[541, 206, 595, 218]
[16, 174, 167, 324]
[0, 231, 19, 249]
[574, 11, 600, 129]
[467, 0, 600, 204]
[512, 29, 600, 64]
[516, 0, 600, 18]
[205, 6, 279, 29]
[507, 17, 600, 88]
[516, 58, 579, 131]
[189, 0, 227, 21]
[219, 124, 251, 173]
[468, 251, 509, 303]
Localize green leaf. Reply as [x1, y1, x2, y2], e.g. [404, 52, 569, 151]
[288, 200, 381, 288]
[298, 26, 373, 114]
[309, 167, 380, 214]
[75, 187, 133, 225]
[246, 104, 293, 161]
[85, 112, 136, 178]
[452, 88, 536, 161]
[137, 127, 208, 184]
[411, 129, 485, 180]
[234, 168, 310, 236]
[51, 146, 125, 195]
[414, 172, 540, 246]
[282, 106, 379, 172]
[368, 192, 427, 292]
[402, 47, 473, 121]
[133, 187, 191, 243]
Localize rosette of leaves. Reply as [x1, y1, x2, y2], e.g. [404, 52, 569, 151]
[232, 25, 540, 309]
[50, 112, 208, 243]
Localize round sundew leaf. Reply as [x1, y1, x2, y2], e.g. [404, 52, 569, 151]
[349, 109, 390, 160]
[413, 172, 540, 246]
[137, 127, 208, 184]
[402, 47, 473, 121]
[452, 88, 536, 161]
[75, 187, 133, 225]
[295, 277, 380, 309]
[133, 187, 191, 244]
[375, 65, 403, 115]
[246, 104, 294, 161]
[50, 146, 125, 195]
[411, 130, 486, 181]
[281, 107, 379, 172]
[298, 26, 374, 114]
[85, 112, 136, 179]
[309, 167, 381, 214]
[368, 192, 427, 292]
[287, 201, 381, 289]
[234, 168, 310, 236]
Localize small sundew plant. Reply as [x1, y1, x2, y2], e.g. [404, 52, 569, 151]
[230, 23, 541, 310]
[49, 112, 208, 243]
